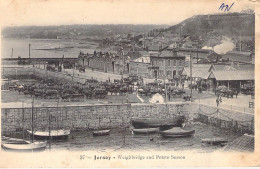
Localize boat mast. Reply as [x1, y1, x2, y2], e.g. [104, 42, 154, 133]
[190, 52, 193, 101]
[48, 109, 51, 150]
[22, 101, 25, 140]
[31, 96, 34, 143]
[29, 44, 31, 59]
[11, 48, 13, 59]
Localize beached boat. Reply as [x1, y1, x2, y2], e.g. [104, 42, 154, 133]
[27, 129, 70, 140]
[132, 128, 159, 134]
[201, 138, 228, 145]
[159, 127, 195, 138]
[1, 141, 47, 151]
[1, 96, 47, 151]
[131, 116, 185, 130]
[92, 129, 111, 136]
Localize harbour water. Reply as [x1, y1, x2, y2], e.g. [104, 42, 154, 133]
[3, 124, 240, 153]
[1, 38, 98, 59]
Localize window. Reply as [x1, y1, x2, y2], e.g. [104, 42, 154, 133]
[167, 60, 170, 67]
[173, 60, 176, 66]
[167, 71, 171, 77]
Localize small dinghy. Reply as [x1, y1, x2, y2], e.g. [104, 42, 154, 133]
[132, 128, 159, 134]
[201, 138, 228, 145]
[1, 140, 47, 151]
[92, 129, 111, 136]
[160, 127, 195, 138]
[27, 129, 70, 140]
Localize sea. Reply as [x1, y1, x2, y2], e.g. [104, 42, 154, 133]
[1, 38, 99, 59]
[2, 124, 240, 153]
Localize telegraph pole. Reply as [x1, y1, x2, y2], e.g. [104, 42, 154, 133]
[196, 40, 199, 63]
[190, 53, 193, 101]
[164, 59, 167, 103]
[29, 44, 31, 59]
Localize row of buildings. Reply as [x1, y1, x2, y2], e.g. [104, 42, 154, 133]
[78, 32, 254, 90]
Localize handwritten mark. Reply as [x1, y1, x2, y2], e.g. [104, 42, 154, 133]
[219, 2, 235, 12]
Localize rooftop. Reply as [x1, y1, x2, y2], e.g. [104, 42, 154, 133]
[221, 52, 252, 63]
[132, 56, 150, 63]
[183, 67, 210, 79]
[208, 70, 254, 81]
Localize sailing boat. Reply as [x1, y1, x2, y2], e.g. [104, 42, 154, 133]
[27, 101, 70, 140]
[1, 98, 47, 151]
[92, 117, 110, 136]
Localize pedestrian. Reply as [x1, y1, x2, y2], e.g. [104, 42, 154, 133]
[182, 83, 184, 90]
[219, 96, 222, 102]
[216, 98, 219, 107]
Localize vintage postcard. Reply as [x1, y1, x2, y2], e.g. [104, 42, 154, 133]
[0, 0, 259, 167]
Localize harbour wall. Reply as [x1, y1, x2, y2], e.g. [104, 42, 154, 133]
[1, 103, 254, 135]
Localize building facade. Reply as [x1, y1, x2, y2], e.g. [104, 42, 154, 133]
[149, 49, 186, 79]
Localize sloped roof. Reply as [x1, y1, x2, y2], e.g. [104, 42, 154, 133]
[147, 44, 160, 51]
[221, 52, 252, 63]
[133, 56, 150, 63]
[237, 64, 255, 70]
[183, 67, 210, 79]
[159, 50, 186, 58]
[223, 134, 254, 152]
[125, 51, 150, 61]
[208, 70, 254, 81]
[192, 64, 212, 69]
[211, 64, 237, 71]
[207, 52, 221, 61]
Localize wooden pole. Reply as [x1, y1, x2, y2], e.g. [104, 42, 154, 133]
[190, 53, 193, 101]
[31, 96, 34, 143]
[164, 59, 167, 103]
[29, 44, 31, 59]
[48, 110, 51, 150]
[22, 101, 25, 140]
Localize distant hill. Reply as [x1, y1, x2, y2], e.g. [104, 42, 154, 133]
[164, 11, 255, 40]
[2, 24, 169, 39]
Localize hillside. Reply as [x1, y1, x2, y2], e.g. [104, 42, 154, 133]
[164, 11, 255, 40]
[2, 24, 169, 39]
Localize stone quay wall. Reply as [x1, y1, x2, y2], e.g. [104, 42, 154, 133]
[1, 102, 254, 135]
[191, 103, 254, 134]
[1, 103, 189, 134]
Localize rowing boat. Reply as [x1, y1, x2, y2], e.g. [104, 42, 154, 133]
[132, 128, 159, 134]
[27, 129, 70, 140]
[201, 138, 228, 145]
[159, 127, 195, 138]
[92, 129, 111, 136]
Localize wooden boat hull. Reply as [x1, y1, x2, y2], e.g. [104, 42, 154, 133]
[132, 128, 159, 134]
[131, 116, 185, 130]
[201, 138, 228, 145]
[160, 127, 195, 138]
[1, 141, 47, 151]
[27, 129, 70, 140]
[92, 130, 110, 136]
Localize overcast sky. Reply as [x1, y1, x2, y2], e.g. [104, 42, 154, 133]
[0, 0, 256, 26]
